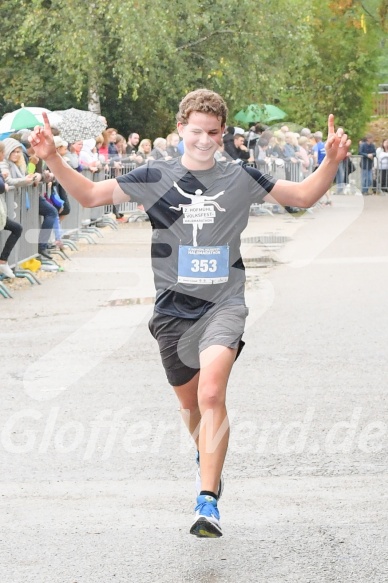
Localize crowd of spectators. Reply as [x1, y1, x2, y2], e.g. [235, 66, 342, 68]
[0, 116, 387, 280]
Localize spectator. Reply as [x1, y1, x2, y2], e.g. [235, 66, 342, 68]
[222, 126, 235, 149]
[53, 136, 71, 222]
[359, 135, 376, 195]
[79, 139, 102, 172]
[270, 130, 287, 160]
[245, 125, 260, 153]
[284, 132, 299, 161]
[2, 138, 40, 188]
[376, 139, 388, 193]
[20, 139, 42, 174]
[0, 145, 23, 278]
[312, 131, 332, 204]
[300, 127, 312, 139]
[214, 143, 227, 162]
[137, 139, 153, 163]
[166, 133, 181, 158]
[106, 128, 119, 161]
[115, 134, 127, 157]
[126, 132, 140, 155]
[150, 138, 172, 161]
[117, 133, 143, 167]
[312, 131, 326, 170]
[177, 139, 185, 155]
[97, 131, 110, 163]
[66, 141, 83, 170]
[3, 137, 57, 258]
[223, 133, 251, 163]
[104, 130, 127, 220]
[255, 137, 271, 169]
[296, 136, 312, 176]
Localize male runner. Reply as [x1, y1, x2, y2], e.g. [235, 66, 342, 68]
[29, 89, 350, 538]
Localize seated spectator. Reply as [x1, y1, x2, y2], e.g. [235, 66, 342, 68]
[3, 137, 57, 258]
[166, 133, 181, 158]
[149, 138, 172, 161]
[0, 146, 23, 279]
[223, 133, 251, 163]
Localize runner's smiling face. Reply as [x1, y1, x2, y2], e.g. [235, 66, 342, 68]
[178, 112, 224, 171]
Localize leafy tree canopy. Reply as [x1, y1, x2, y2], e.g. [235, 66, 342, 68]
[0, 0, 385, 140]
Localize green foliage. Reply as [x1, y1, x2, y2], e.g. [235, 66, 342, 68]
[0, 0, 385, 140]
[279, 0, 383, 141]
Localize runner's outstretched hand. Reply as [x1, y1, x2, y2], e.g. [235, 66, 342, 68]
[325, 114, 351, 164]
[29, 112, 57, 161]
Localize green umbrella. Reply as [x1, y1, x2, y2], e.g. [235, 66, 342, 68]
[0, 108, 43, 133]
[234, 104, 287, 125]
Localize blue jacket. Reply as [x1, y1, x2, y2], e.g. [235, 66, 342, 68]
[359, 141, 376, 169]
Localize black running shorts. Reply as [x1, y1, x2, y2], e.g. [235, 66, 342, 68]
[148, 303, 248, 387]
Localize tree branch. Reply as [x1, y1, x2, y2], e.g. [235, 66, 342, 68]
[176, 29, 237, 51]
[360, 1, 378, 22]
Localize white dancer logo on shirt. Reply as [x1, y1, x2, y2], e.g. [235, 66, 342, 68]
[170, 181, 226, 246]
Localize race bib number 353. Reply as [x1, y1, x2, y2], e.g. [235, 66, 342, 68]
[178, 245, 229, 284]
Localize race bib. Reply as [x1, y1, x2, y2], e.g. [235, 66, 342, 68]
[178, 245, 229, 284]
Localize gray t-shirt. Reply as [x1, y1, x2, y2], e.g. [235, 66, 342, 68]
[117, 158, 276, 318]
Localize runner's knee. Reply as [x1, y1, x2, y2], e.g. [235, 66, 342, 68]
[198, 385, 226, 410]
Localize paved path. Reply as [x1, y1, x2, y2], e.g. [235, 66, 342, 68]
[1, 196, 387, 582]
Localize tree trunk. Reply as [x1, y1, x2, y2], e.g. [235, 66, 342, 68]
[88, 85, 101, 115]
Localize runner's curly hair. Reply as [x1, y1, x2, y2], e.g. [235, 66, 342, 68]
[176, 89, 228, 126]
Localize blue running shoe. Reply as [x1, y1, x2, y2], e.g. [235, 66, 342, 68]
[195, 452, 224, 500]
[190, 495, 222, 538]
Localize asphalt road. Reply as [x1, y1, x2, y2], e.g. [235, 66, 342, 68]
[1, 196, 387, 582]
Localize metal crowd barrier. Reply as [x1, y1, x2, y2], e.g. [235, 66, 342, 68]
[0, 163, 146, 280]
[0, 183, 42, 269]
[247, 154, 388, 196]
[375, 157, 388, 194]
[60, 169, 109, 239]
[103, 162, 144, 217]
[2, 153, 386, 297]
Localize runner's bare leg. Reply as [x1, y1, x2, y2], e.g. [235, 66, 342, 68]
[197, 345, 237, 494]
[174, 372, 200, 449]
